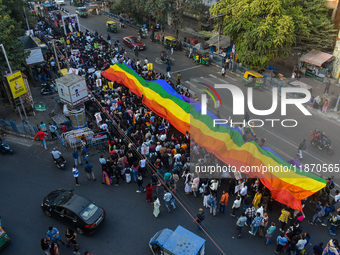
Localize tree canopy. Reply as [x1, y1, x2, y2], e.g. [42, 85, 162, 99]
[210, 0, 337, 68]
[112, 0, 204, 35]
[0, 0, 31, 74]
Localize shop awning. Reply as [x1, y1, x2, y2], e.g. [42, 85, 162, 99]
[300, 50, 334, 67]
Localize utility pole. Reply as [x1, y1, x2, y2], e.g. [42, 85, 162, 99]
[0, 43, 29, 124]
[209, 14, 226, 55]
[52, 39, 62, 76]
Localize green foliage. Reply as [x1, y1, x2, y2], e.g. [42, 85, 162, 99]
[112, 0, 204, 31]
[0, 2, 29, 73]
[210, 0, 336, 68]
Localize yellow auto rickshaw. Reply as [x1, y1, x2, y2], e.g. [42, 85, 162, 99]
[106, 21, 117, 33]
[243, 71, 264, 88]
[194, 49, 211, 65]
[88, 4, 100, 15]
[163, 36, 178, 50]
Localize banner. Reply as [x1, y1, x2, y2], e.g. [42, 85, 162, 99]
[6, 71, 27, 99]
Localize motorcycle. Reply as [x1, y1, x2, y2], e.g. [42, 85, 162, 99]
[41, 79, 57, 95]
[0, 138, 13, 155]
[51, 152, 66, 169]
[160, 51, 173, 65]
[310, 130, 334, 155]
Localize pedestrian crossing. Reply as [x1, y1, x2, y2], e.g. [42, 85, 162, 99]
[213, 72, 237, 81]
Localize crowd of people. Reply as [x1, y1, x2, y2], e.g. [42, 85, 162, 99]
[31, 9, 340, 255]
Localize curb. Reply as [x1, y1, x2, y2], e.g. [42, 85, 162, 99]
[0, 127, 56, 142]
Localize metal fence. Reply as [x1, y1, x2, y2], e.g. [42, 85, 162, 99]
[0, 119, 38, 137]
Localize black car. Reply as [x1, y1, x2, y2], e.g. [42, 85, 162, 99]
[41, 190, 105, 235]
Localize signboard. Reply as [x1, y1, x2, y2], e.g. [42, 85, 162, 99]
[92, 133, 107, 141]
[26, 48, 44, 65]
[35, 104, 46, 111]
[6, 71, 27, 99]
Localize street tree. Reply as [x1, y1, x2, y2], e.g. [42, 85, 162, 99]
[0, 2, 29, 74]
[210, 0, 336, 68]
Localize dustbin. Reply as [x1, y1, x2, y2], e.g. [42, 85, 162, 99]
[69, 107, 87, 129]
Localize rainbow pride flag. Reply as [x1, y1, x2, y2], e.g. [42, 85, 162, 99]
[102, 63, 326, 211]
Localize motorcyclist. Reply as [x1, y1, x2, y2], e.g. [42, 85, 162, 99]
[51, 148, 66, 162]
[311, 129, 321, 145]
[161, 51, 166, 61]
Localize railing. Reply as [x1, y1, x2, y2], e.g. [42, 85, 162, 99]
[0, 119, 38, 136]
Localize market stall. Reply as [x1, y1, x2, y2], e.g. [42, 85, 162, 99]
[299, 50, 334, 82]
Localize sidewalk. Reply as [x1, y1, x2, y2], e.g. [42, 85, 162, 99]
[0, 76, 64, 141]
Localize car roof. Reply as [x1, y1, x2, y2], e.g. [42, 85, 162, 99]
[125, 36, 137, 40]
[61, 192, 91, 214]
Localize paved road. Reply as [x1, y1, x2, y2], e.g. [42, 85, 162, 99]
[1, 4, 339, 255]
[0, 135, 337, 255]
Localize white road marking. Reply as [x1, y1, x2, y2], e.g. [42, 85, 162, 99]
[185, 81, 198, 89]
[213, 73, 237, 81]
[5, 136, 33, 147]
[210, 73, 236, 82]
[170, 65, 201, 74]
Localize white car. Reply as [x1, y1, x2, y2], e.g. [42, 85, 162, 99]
[55, 0, 65, 5]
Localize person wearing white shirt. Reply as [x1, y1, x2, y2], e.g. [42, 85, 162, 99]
[155, 142, 162, 152]
[141, 142, 149, 157]
[160, 133, 167, 142]
[231, 196, 242, 217]
[99, 122, 108, 131]
[256, 205, 264, 217]
[296, 235, 307, 253]
[335, 190, 340, 203]
[240, 185, 248, 198]
[210, 179, 218, 195]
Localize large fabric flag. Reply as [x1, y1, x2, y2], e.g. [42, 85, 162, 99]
[102, 63, 327, 211]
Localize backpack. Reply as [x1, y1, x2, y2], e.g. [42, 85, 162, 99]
[329, 180, 335, 190]
[150, 152, 157, 163]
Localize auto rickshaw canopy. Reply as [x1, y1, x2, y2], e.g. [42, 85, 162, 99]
[164, 36, 177, 43]
[243, 70, 264, 79]
[107, 21, 117, 27]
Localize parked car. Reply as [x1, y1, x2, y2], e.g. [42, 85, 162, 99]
[41, 189, 105, 235]
[123, 36, 145, 50]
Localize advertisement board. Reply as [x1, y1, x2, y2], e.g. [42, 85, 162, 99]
[6, 71, 27, 99]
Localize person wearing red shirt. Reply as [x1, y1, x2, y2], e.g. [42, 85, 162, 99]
[34, 129, 48, 150]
